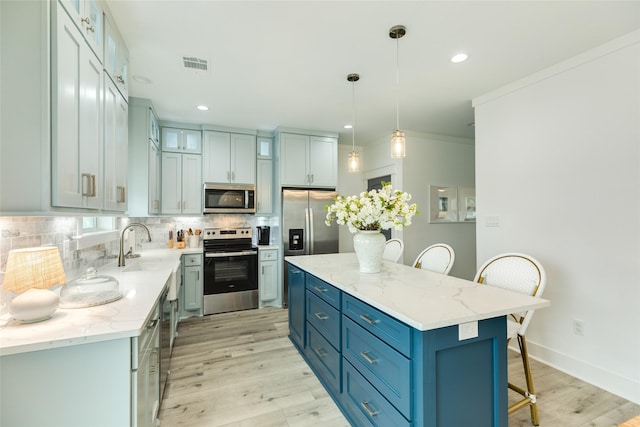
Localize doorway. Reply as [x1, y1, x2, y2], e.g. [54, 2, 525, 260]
[367, 175, 392, 241]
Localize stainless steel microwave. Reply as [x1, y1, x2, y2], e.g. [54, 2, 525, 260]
[203, 183, 255, 214]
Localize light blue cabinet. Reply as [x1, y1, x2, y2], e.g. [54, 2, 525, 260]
[287, 262, 509, 427]
[180, 254, 203, 318]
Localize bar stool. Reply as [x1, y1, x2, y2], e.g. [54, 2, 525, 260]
[474, 253, 547, 425]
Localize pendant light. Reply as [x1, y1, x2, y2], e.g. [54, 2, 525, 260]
[389, 25, 406, 158]
[347, 73, 360, 173]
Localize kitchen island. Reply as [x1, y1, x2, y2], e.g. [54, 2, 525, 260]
[0, 247, 201, 427]
[286, 253, 550, 427]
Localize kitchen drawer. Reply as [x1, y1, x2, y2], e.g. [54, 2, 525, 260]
[343, 294, 411, 357]
[306, 290, 340, 349]
[342, 359, 411, 427]
[182, 253, 202, 266]
[259, 249, 277, 261]
[306, 274, 340, 309]
[305, 323, 341, 397]
[342, 316, 411, 419]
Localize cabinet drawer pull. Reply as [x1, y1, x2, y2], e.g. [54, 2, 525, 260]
[147, 319, 158, 329]
[359, 313, 379, 325]
[314, 286, 328, 293]
[314, 312, 328, 321]
[360, 351, 377, 365]
[313, 347, 328, 358]
[360, 401, 379, 417]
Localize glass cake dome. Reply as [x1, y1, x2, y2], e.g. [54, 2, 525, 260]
[59, 267, 122, 308]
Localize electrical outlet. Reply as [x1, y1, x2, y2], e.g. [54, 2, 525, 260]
[573, 319, 585, 336]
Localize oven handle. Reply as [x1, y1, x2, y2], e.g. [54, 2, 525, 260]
[205, 251, 257, 258]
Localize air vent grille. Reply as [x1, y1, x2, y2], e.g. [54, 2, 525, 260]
[183, 57, 208, 71]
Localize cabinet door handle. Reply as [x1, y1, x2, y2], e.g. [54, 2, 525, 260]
[81, 17, 91, 25]
[360, 401, 379, 417]
[82, 173, 91, 196]
[310, 174, 314, 183]
[116, 75, 125, 84]
[150, 348, 158, 374]
[117, 186, 126, 203]
[359, 314, 379, 325]
[262, 266, 265, 275]
[360, 351, 377, 365]
[313, 347, 328, 358]
[86, 25, 95, 33]
[314, 286, 328, 293]
[314, 312, 328, 321]
[231, 171, 235, 181]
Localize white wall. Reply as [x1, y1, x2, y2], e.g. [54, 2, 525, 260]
[344, 132, 476, 279]
[473, 30, 640, 403]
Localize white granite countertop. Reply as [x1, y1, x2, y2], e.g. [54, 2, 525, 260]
[286, 253, 550, 331]
[0, 247, 202, 357]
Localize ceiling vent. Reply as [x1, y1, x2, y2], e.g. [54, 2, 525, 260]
[182, 56, 208, 71]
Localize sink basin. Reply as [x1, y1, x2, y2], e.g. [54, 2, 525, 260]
[122, 261, 166, 272]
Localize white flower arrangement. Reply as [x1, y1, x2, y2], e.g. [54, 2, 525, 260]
[325, 183, 418, 233]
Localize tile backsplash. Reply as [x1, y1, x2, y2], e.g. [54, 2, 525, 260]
[0, 214, 279, 290]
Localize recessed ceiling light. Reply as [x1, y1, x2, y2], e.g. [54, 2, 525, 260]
[196, 105, 209, 111]
[451, 53, 469, 63]
[344, 124, 353, 129]
[132, 75, 152, 84]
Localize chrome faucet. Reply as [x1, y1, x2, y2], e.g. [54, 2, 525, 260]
[118, 223, 152, 267]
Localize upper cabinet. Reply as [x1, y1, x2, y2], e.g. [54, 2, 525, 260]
[104, 12, 129, 99]
[0, 1, 133, 214]
[203, 131, 256, 185]
[127, 98, 160, 216]
[51, 4, 104, 209]
[279, 132, 337, 188]
[103, 78, 128, 212]
[162, 128, 202, 154]
[59, 0, 103, 62]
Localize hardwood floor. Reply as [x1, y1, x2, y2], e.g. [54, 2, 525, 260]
[159, 308, 639, 426]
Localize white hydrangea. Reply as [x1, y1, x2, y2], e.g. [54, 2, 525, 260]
[325, 183, 418, 233]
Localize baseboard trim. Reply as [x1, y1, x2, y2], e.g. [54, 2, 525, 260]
[511, 340, 640, 405]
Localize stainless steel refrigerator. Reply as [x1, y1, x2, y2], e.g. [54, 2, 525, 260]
[282, 188, 338, 307]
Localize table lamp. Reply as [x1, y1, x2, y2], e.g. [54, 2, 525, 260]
[3, 247, 67, 323]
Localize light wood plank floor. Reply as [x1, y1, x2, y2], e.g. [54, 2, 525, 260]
[159, 308, 639, 426]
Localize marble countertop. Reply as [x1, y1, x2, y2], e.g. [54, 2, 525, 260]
[286, 253, 550, 331]
[0, 247, 202, 357]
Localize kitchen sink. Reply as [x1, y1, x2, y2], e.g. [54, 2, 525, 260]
[122, 261, 166, 272]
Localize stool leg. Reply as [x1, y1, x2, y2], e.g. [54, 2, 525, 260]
[518, 334, 539, 426]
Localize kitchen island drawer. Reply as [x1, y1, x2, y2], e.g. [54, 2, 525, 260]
[343, 316, 411, 419]
[343, 293, 411, 357]
[306, 274, 341, 309]
[306, 290, 340, 349]
[342, 359, 411, 427]
[305, 323, 341, 397]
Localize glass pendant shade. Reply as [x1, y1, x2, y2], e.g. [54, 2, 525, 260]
[348, 150, 360, 172]
[391, 130, 406, 158]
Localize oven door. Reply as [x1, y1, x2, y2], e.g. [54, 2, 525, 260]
[204, 251, 258, 295]
[203, 250, 258, 315]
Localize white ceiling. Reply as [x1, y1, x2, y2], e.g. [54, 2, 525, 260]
[106, 1, 640, 145]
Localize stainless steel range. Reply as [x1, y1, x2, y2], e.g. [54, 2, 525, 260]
[202, 227, 258, 315]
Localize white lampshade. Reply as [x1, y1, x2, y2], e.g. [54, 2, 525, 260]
[3, 247, 67, 322]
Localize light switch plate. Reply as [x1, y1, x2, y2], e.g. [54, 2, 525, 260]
[458, 321, 479, 341]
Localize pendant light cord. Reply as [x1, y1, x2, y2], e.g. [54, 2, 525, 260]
[395, 36, 400, 131]
[352, 79, 356, 150]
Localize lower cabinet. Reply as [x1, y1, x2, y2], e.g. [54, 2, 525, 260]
[259, 248, 278, 306]
[180, 253, 203, 318]
[286, 262, 508, 427]
[0, 299, 163, 427]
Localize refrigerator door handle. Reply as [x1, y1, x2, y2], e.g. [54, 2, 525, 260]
[304, 207, 310, 255]
[309, 208, 315, 254]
